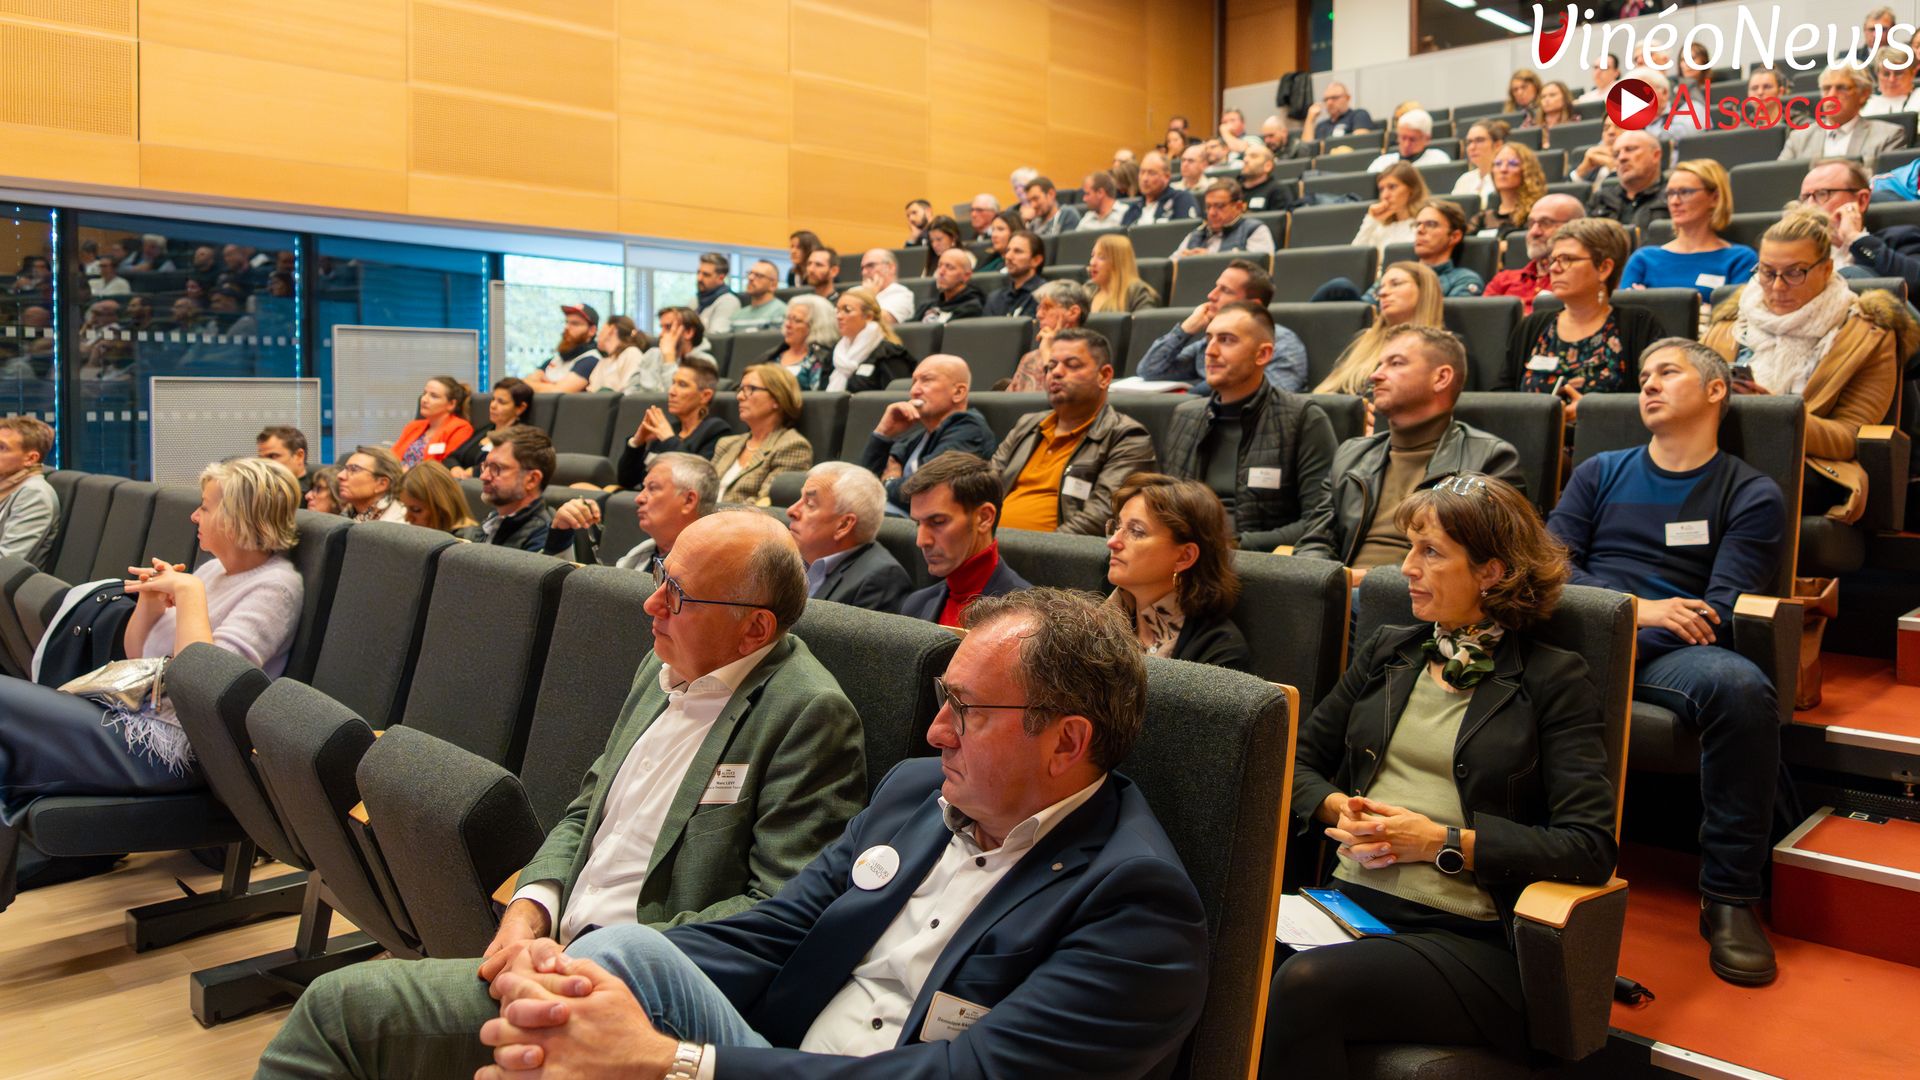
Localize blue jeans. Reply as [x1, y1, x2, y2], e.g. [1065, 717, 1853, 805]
[569, 924, 773, 1049]
[1634, 646, 1779, 903]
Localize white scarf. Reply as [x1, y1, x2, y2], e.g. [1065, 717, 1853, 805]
[1736, 274, 1854, 395]
[829, 321, 883, 392]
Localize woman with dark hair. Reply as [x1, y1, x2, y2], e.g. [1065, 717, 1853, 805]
[392, 375, 474, 468]
[921, 216, 964, 276]
[787, 229, 822, 287]
[1165, 128, 1193, 160]
[447, 377, 534, 478]
[1105, 474, 1249, 672]
[976, 211, 1022, 273]
[1258, 473, 1616, 1077]
[586, 315, 649, 392]
[617, 355, 732, 487]
[304, 464, 343, 514]
[1111, 158, 1141, 198]
[1507, 218, 1662, 419]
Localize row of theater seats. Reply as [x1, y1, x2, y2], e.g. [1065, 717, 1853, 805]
[11, 470, 1651, 1072]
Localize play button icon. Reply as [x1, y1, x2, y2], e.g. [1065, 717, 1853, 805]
[1607, 78, 1657, 130]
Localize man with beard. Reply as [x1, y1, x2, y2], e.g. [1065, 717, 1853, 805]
[1484, 194, 1586, 314]
[524, 303, 603, 393]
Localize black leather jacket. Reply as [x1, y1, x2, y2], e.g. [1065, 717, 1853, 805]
[1291, 417, 1524, 564]
[1293, 624, 1618, 928]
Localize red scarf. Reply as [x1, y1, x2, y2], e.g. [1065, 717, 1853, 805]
[938, 542, 1002, 628]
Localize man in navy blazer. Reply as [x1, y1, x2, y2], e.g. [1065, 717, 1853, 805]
[893, 451, 1031, 627]
[789, 462, 914, 614]
[1124, 151, 1200, 226]
[477, 589, 1209, 1079]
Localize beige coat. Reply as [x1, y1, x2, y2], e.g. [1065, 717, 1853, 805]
[1704, 289, 1915, 523]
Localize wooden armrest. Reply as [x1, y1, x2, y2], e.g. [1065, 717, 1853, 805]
[1734, 593, 1799, 619]
[371, 729, 385, 738]
[1272, 544, 1295, 556]
[349, 801, 369, 826]
[1859, 424, 1897, 439]
[1514, 876, 1628, 929]
[945, 626, 967, 639]
[492, 870, 522, 906]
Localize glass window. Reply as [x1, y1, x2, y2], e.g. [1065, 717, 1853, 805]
[501, 254, 622, 379]
[0, 204, 57, 460]
[313, 236, 488, 462]
[67, 212, 300, 478]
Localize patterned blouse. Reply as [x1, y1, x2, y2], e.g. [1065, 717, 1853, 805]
[1520, 308, 1631, 395]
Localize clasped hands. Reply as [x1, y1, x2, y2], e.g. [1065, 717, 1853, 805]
[473, 904, 679, 1079]
[1323, 794, 1446, 871]
[124, 557, 194, 609]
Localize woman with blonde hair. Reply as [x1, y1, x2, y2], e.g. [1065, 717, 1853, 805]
[0, 457, 306, 904]
[1088, 234, 1159, 313]
[1316, 262, 1446, 397]
[1466, 142, 1547, 239]
[710, 363, 814, 504]
[1353, 162, 1427, 256]
[1531, 80, 1581, 137]
[1506, 68, 1543, 115]
[830, 287, 915, 393]
[1704, 206, 1918, 523]
[399, 460, 481, 539]
[1618, 159, 1756, 300]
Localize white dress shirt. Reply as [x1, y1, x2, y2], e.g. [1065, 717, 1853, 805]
[1824, 117, 1861, 157]
[1366, 147, 1450, 173]
[1864, 91, 1920, 116]
[875, 282, 915, 325]
[695, 776, 1108, 1077]
[514, 642, 778, 944]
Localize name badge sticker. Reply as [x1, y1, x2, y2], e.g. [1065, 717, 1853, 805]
[1695, 273, 1727, 289]
[856, 363, 876, 377]
[1665, 520, 1710, 546]
[851, 844, 900, 890]
[1248, 466, 1283, 490]
[699, 764, 749, 804]
[1526, 355, 1560, 373]
[428, 442, 446, 455]
[1061, 475, 1093, 501]
[1476, 228, 1501, 238]
[920, 991, 991, 1042]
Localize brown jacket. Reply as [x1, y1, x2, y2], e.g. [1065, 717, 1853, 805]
[712, 425, 814, 505]
[1704, 290, 1914, 523]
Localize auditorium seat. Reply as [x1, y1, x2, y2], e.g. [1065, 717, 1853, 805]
[942, 317, 1035, 389]
[894, 321, 941, 362]
[896, 275, 935, 305]
[1866, 198, 1920, 232]
[1574, 393, 1804, 771]
[1310, 151, 1378, 175]
[970, 270, 1007, 297]
[1320, 131, 1384, 154]
[1308, 393, 1366, 444]
[1451, 99, 1506, 120]
[305, 521, 458, 728]
[1051, 229, 1111, 267]
[549, 393, 617, 456]
[1137, 257, 1175, 307]
[143, 486, 205, 570]
[1674, 126, 1790, 169]
[608, 393, 654, 458]
[1441, 296, 1523, 391]
[527, 393, 561, 434]
[705, 334, 734, 375]
[794, 392, 851, 472]
[1271, 301, 1373, 386]
[1251, 211, 1289, 246]
[724, 330, 782, 378]
[1041, 264, 1088, 284]
[1301, 172, 1380, 203]
[552, 452, 615, 488]
[352, 565, 655, 958]
[8, 510, 352, 954]
[1288, 203, 1373, 249]
[1350, 568, 1634, 1071]
[789, 600, 959, 792]
[1532, 287, 1700, 342]
[6, 478, 157, 664]
[1416, 160, 1470, 193]
[1173, 253, 1271, 306]
[1129, 221, 1200, 259]
[1087, 311, 1133, 367]
[1244, 243, 1345, 307]
[594, 491, 645, 565]
[1104, 392, 1185, 458]
[1452, 391, 1566, 511]
[1730, 159, 1815, 215]
[1124, 308, 1192, 377]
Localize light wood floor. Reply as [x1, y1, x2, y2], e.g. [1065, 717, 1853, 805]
[0, 851, 307, 1079]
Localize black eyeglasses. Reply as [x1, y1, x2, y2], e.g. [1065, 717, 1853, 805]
[1754, 259, 1829, 287]
[650, 563, 767, 616]
[933, 675, 1038, 736]
[1801, 187, 1865, 202]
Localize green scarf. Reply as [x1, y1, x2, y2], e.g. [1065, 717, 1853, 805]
[1421, 620, 1504, 689]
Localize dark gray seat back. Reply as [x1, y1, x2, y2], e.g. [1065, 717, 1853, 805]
[141, 486, 203, 570]
[943, 317, 1036, 389]
[1271, 247, 1377, 303]
[550, 394, 617, 456]
[88, 480, 159, 581]
[1272, 301, 1373, 385]
[1452, 391, 1566, 511]
[791, 599, 958, 794]
[307, 521, 458, 729]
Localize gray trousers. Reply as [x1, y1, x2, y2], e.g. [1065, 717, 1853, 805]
[255, 957, 501, 1080]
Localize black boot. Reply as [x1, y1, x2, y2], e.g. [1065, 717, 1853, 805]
[1700, 899, 1777, 986]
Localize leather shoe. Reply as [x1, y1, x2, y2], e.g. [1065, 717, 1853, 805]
[1699, 900, 1777, 986]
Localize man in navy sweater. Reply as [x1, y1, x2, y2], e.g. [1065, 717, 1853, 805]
[1547, 338, 1787, 988]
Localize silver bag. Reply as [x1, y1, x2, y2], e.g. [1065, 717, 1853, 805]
[59, 656, 167, 712]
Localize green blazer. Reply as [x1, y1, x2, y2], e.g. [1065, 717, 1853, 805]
[517, 634, 866, 929]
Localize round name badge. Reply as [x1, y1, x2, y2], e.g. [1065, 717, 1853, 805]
[851, 844, 901, 891]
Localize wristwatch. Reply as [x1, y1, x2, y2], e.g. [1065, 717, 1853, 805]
[664, 1040, 703, 1080]
[1435, 826, 1466, 876]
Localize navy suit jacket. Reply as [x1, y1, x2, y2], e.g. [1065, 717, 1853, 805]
[812, 542, 913, 614]
[1122, 188, 1198, 226]
[896, 558, 1032, 623]
[662, 758, 1210, 1079]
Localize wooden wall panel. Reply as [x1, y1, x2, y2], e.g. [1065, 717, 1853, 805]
[1, 1, 1217, 249]
[141, 44, 406, 169]
[1225, 0, 1304, 88]
[138, 0, 407, 81]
